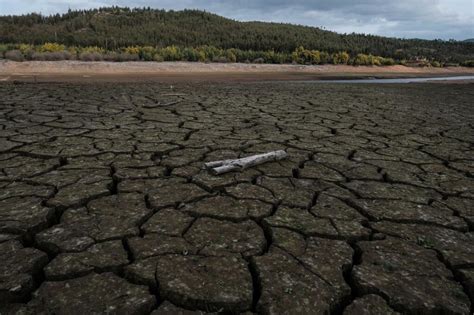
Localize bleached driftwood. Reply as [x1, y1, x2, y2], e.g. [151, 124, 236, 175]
[205, 150, 288, 175]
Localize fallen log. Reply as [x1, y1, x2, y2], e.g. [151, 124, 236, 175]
[205, 150, 288, 175]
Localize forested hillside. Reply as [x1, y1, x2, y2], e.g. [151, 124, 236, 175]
[1, 7, 473, 64]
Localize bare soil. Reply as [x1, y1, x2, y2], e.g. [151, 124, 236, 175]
[1, 60, 473, 83]
[0, 81, 473, 314]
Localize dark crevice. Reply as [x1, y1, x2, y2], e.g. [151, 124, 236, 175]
[248, 259, 262, 313]
[292, 168, 300, 179]
[122, 237, 135, 263]
[332, 242, 363, 315]
[109, 165, 119, 195]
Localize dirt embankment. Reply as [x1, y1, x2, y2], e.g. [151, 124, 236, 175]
[1, 60, 473, 83]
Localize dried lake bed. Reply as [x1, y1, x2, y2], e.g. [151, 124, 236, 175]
[0, 81, 473, 314]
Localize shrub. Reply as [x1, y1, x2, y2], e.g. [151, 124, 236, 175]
[0, 44, 13, 58]
[461, 60, 474, 67]
[353, 54, 368, 66]
[138, 46, 157, 61]
[263, 50, 287, 64]
[153, 54, 164, 62]
[381, 57, 396, 66]
[182, 48, 199, 62]
[79, 52, 103, 61]
[291, 46, 305, 64]
[226, 50, 237, 63]
[102, 52, 119, 61]
[159, 46, 182, 61]
[80, 46, 105, 54]
[431, 61, 441, 68]
[31, 51, 73, 61]
[5, 50, 24, 61]
[308, 50, 321, 64]
[212, 56, 228, 63]
[197, 45, 221, 61]
[39, 42, 66, 53]
[197, 50, 206, 62]
[332, 52, 350, 65]
[372, 56, 382, 66]
[353, 54, 388, 66]
[124, 46, 140, 55]
[18, 44, 34, 54]
[118, 53, 139, 61]
[320, 51, 331, 64]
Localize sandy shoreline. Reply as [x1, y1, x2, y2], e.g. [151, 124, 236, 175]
[1, 60, 473, 83]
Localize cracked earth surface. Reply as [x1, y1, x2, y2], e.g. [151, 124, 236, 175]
[0, 81, 473, 314]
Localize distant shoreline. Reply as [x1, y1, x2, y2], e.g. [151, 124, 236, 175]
[1, 61, 473, 83]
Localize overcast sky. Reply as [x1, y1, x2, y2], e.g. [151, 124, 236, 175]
[1, 0, 473, 40]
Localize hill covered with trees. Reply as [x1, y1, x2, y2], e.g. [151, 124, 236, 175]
[0, 7, 473, 65]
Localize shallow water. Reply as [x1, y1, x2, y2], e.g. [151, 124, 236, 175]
[306, 75, 474, 84]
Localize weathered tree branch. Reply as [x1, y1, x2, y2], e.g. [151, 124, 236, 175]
[205, 150, 288, 175]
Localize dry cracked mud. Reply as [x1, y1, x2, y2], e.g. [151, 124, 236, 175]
[0, 81, 473, 314]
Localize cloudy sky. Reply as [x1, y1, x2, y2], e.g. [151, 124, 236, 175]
[1, 0, 473, 40]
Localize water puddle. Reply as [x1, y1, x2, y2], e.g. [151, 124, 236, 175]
[301, 75, 474, 84]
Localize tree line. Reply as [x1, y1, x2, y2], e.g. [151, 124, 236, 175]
[5, 42, 464, 67]
[0, 7, 473, 65]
